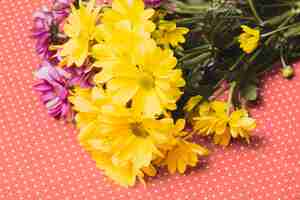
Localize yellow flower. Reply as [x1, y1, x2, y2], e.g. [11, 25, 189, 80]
[229, 109, 256, 143]
[153, 21, 189, 48]
[193, 99, 256, 146]
[165, 139, 209, 174]
[70, 87, 180, 186]
[94, 46, 185, 117]
[158, 118, 209, 174]
[92, 151, 140, 187]
[238, 25, 260, 54]
[59, 0, 101, 66]
[193, 101, 229, 136]
[101, 0, 155, 33]
[193, 101, 232, 146]
[213, 128, 231, 146]
[69, 86, 117, 153]
[92, 105, 175, 166]
[91, 21, 156, 83]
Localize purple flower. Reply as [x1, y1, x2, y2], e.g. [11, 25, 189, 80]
[144, 0, 163, 7]
[32, 1, 71, 61]
[32, 6, 56, 60]
[34, 61, 71, 119]
[34, 61, 95, 119]
[52, 0, 73, 23]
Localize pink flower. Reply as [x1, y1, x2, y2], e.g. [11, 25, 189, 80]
[34, 61, 95, 119]
[32, 6, 56, 60]
[32, 0, 72, 60]
[34, 61, 71, 119]
[53, 0, 73, 23]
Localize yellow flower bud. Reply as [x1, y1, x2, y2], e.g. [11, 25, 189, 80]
[281, 66, 294, 79]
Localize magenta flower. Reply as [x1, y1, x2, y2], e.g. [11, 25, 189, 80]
[34, 61, 71, 119]
[32, 6, 56, 60]
[32, 1, 71, 61]
[34, 61, 95, 119]
[53, 0, 73, 23]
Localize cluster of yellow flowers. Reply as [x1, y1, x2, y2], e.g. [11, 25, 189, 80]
[53, 0, 258, 187]
[57, 0, 210, 186]
[185, 96, 256, 146]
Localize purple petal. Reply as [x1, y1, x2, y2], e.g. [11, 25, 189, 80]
[48, 106, 62, 117]
[56, 84, 69, 99]
[46, 97, 61, 109]
[33, 81, 53, 92]
[40, 91, 56, 103]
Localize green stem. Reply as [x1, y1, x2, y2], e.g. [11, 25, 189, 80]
[280, 47, 287, 67]
[230, 54, 246, 71]
[227, 82, 236, 115]
[183, 44, 212, 54]
[262, 10, 293, 26]
[175, 16, 205, 25]
[247, 0, 264, 25]
[261, 23, 300, 37]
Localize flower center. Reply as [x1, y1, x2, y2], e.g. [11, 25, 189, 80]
[138, 72, 155, 90]
[130, 122, 149, 138]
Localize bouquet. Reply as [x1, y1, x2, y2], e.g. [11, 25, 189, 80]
[32, 0, 300, 186]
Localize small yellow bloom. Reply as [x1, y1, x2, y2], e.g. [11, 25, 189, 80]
[60, 0, 101, 66]
[153, 21, 189, 48]
[193, 101, 229, 136]
[238, 25, 260, 54]
[229, 109, 256, 143]
[165, 139, 209, 174]
[193, 99, 256, 146]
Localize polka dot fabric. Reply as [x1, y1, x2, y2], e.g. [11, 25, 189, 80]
[0, 0, 300, 199]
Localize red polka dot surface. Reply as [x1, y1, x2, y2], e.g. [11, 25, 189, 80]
[0, 0, 300, 199]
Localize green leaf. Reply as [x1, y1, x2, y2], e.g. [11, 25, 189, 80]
[241, 84, 258, 101]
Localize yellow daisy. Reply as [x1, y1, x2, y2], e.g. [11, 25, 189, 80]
[238, 25, 260, 54]
[69, 86, 113, 150]
[165, 139, 209, 174]
[91, 21, 156, 83]
[94, 46, 185, 117]
[193, 101, 229, 136]
[92, 105, 175, 168]
[101, 0, 155, 33]
[193, 101, 231, 146]
[229, 109, 256, 143]
[153, 21, 189, 48]
[59, 0, 101, 66]
[70, 87, 180, 185]
[91, 151, 141, 187]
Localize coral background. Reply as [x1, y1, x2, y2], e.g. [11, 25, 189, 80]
[0, 0, 300, 199]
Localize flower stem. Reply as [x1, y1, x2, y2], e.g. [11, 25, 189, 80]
[230, 54, 246, 71]
[280, 47, 287, 67]
[227, 82, 236, 115]
[262, 10, 294, 26]
[261, 23, 300, 37]
[247, 0, 264, 25]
